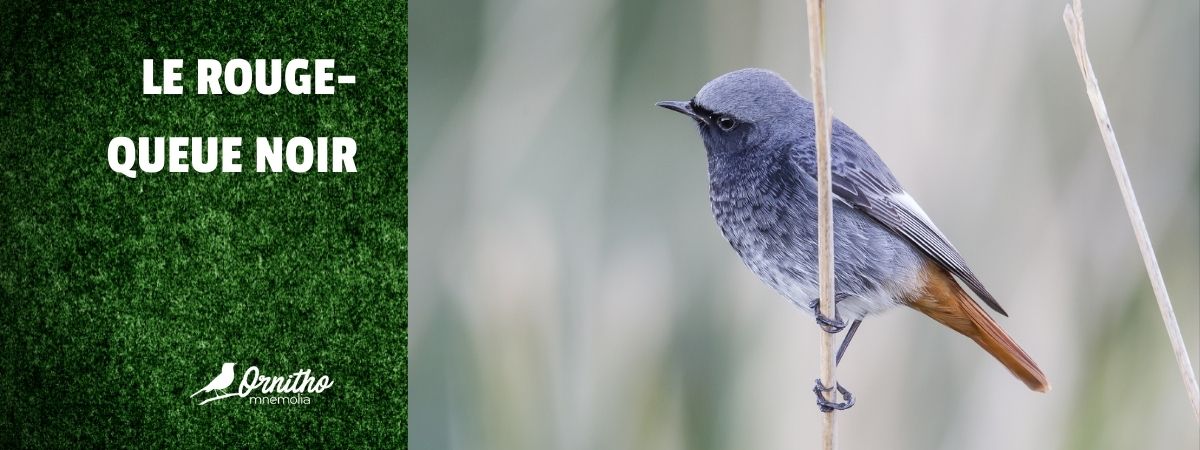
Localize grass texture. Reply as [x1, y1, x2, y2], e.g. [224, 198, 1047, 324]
[0, 1, 408, 447]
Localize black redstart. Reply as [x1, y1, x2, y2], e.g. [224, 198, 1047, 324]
[657, 68, 1048, 410]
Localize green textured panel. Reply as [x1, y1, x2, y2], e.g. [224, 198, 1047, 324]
[0, 1, 408, 447]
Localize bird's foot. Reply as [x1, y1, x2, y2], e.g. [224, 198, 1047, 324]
[808, 295, 849, 333]
[812, 379, 855, 412]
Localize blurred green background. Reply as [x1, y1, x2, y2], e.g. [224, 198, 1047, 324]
[410, 0, 1198, 449]
[1, 0, 406, 447]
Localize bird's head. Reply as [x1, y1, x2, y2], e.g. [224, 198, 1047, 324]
[222, 362, 236, 369]
[657, 68, 811, 158]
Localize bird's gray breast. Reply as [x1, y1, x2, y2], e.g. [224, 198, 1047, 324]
[707, 152, 926, 320]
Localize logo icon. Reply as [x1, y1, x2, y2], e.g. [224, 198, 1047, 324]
[191, 362, 237, 400]
[191, 362, 333, 406]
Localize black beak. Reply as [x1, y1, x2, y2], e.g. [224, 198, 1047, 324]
[656, 100, 709, 125]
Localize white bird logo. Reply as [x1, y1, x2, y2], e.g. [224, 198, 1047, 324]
[191, 362, 236, 398]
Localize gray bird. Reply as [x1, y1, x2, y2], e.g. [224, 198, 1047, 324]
[657, 68, 1048, 410]
[191, 362, 236, 398]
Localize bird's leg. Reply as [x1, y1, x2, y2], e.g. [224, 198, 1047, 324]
[835, 319, 862, 366]
[813, 379, 856, 412]
[811, 309, 861, 411]
[808, 292, 852, 333]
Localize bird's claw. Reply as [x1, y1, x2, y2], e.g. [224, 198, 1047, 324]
[813, 379, 855, 412]
[808, 298, 846, 333]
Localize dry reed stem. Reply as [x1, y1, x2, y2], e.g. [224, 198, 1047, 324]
[1062, 0, 1200, 422]
[805, 0, 839, 447]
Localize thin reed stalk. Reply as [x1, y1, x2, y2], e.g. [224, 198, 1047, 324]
[1062, 0, 1200, 422]
[805, 0, 839, 447]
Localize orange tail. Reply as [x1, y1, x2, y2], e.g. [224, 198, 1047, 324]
[907, 262, 1050, 392]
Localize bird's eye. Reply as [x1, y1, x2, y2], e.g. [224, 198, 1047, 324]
[716, 116, 738, 131]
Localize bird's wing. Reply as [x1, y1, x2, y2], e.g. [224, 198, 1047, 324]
[795, 121, 1008, 316]
[214, 373, 235, 389]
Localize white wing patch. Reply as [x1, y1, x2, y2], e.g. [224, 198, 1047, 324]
[890, 191, 948, 239]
